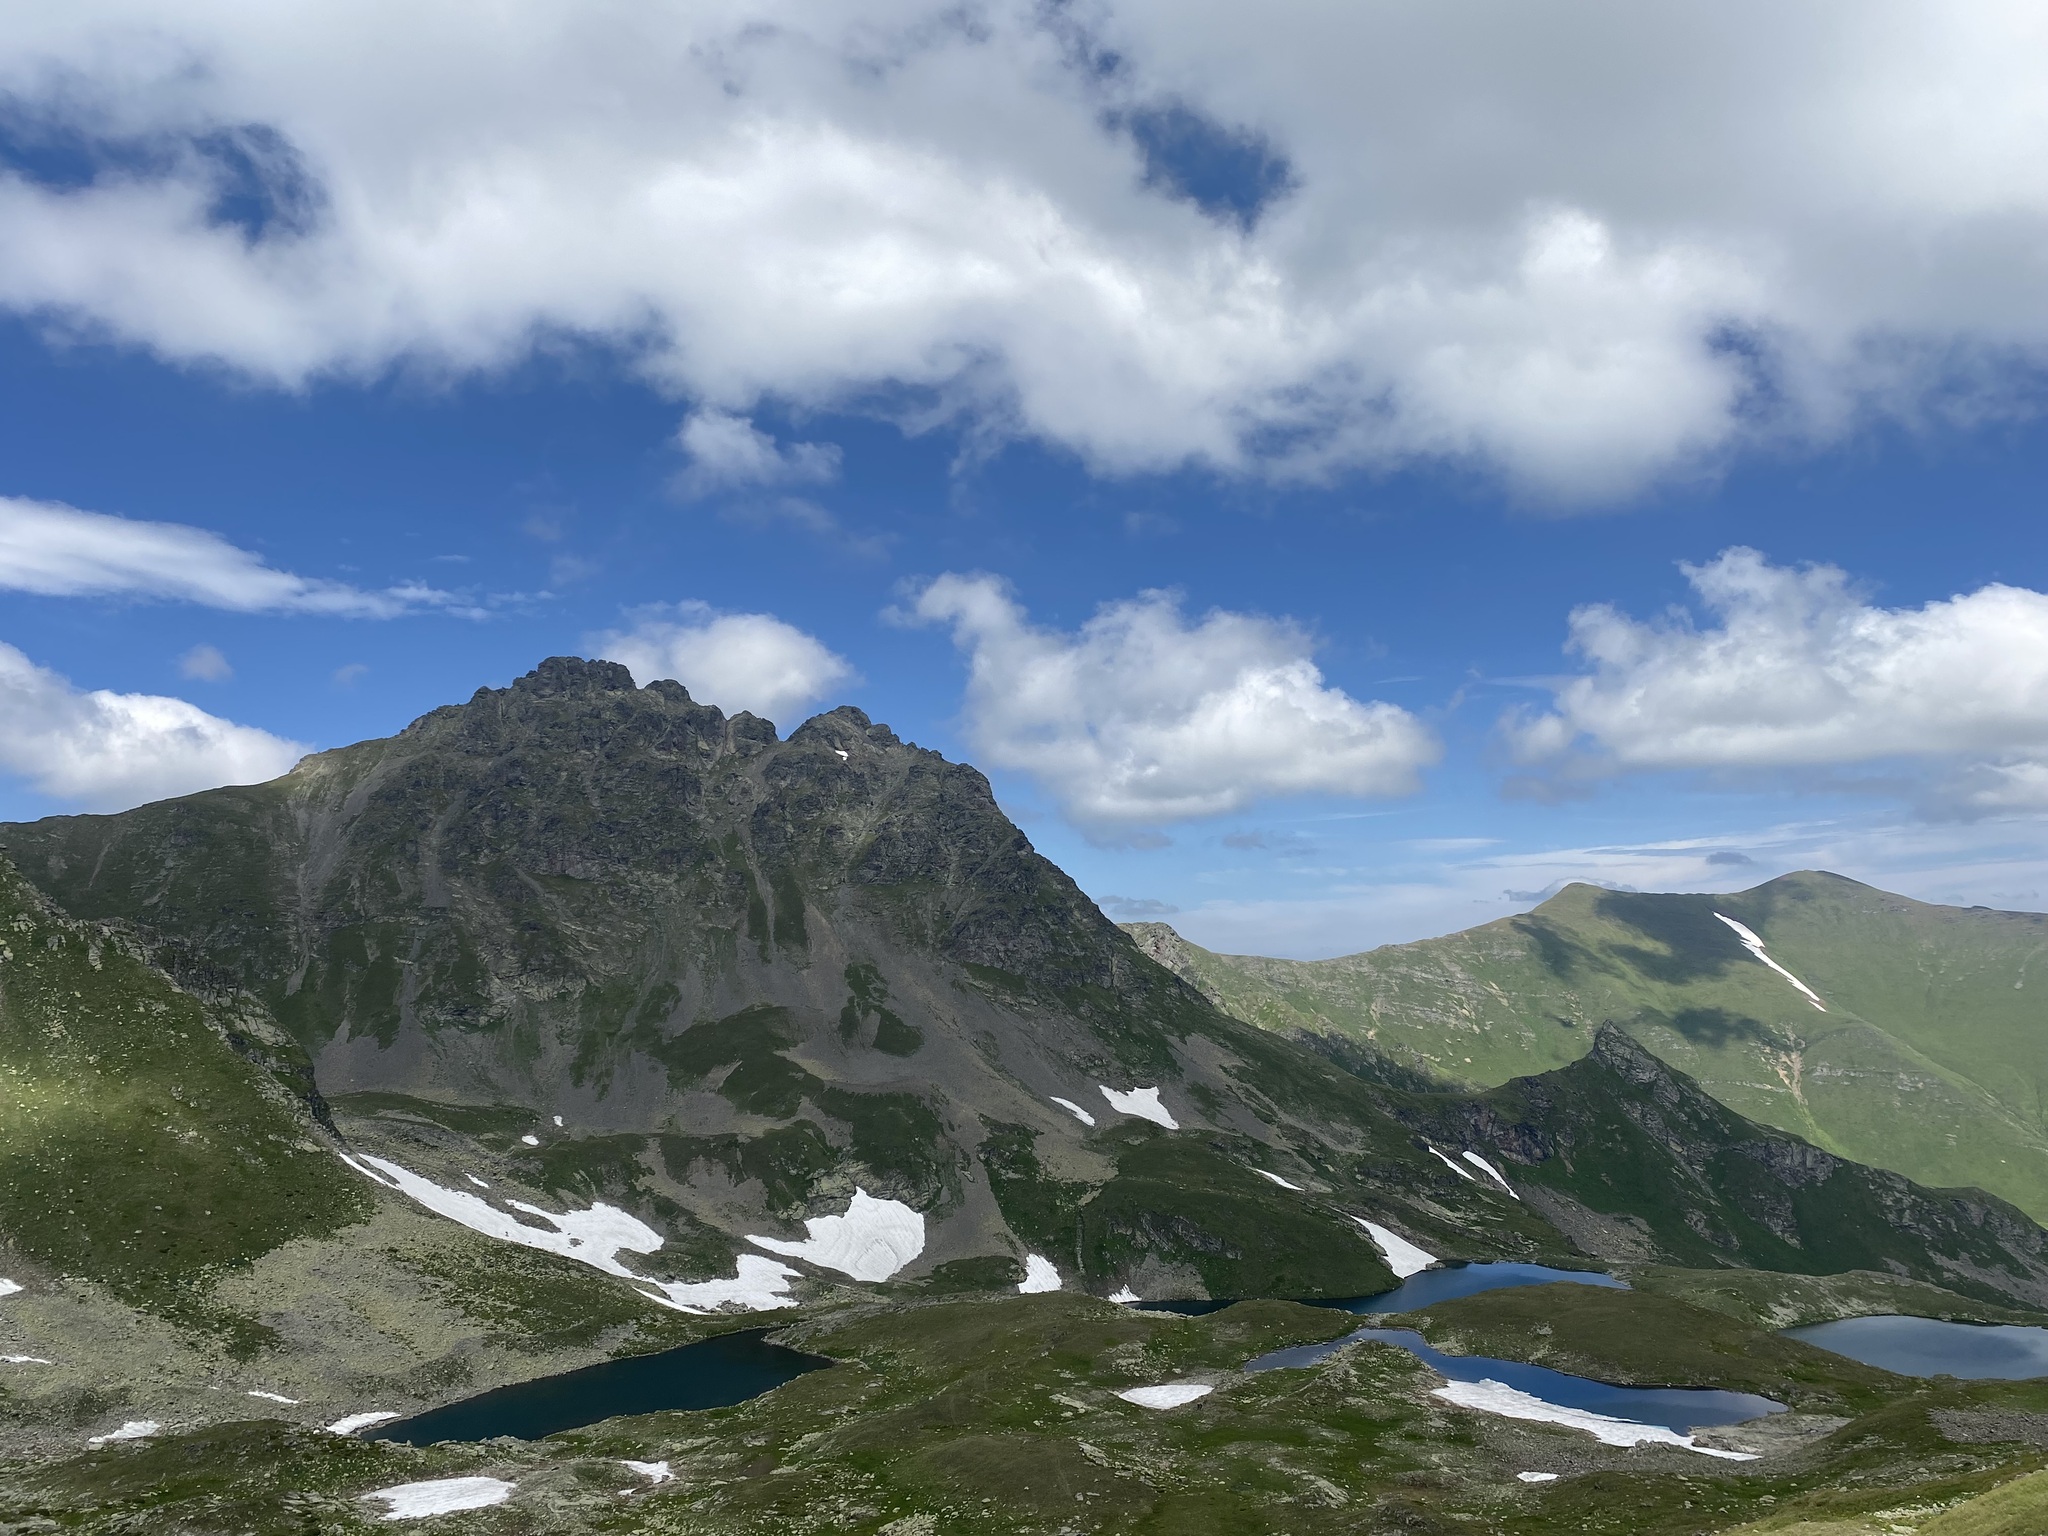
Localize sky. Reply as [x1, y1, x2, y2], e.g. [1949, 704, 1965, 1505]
[2, 1, 2048, 958]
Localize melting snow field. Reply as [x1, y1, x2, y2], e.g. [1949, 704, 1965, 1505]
[1428, 1147, 1479, 1182]
[521, 1134, 541, 1146]
[1517, 1471, 1559, 1483]
[1118, 1383, 1213, 1409]
[0, 1279, 21, 1298]
[623, 1459, 674, 1484]
[1462, 1152, 1519, 1198]
[1050, 1096, 1097, 1127]
[1, 1355, 51, 1365]
[1018, 1254, 1062, 1294]
[343, 1152, 665, 1276]
[1255, 1170, 1303, 1191]
[87, 1420, 159, 1447]
[327, 1411, 401, 1435]
[1356, 1219, 1437, 1279]
[347, 1151, 893, 1312]
[1099, 1086, 1179, 1129]
[748, 1190, 926, 1281]
[1434, 1381, 1759, 1459]
[360, 1476, 516, 1520]
[643, 1255, 801, 1314]
[1109, 1286, 1141, 1304]
[1715, 913, 1827, 1011]
[246, 1390, 298, 1404]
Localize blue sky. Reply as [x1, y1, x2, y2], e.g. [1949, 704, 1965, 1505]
[4, 3, 2048, 956]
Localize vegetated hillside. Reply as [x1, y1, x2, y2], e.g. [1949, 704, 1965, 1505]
[0, 658, 1573, 1306]
[1393, 1028, 2048, 1310]
[1129, 873, 2048, 1222]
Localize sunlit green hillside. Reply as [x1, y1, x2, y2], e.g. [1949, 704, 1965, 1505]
[1130, 873, 2048, 1221]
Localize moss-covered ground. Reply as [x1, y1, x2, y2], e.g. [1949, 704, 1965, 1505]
[8, 1286, 2048, 1535]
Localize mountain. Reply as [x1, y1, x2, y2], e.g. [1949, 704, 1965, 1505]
[6, 656, 2048, 1494]
[1129, 873, 2048, 1222]
[1396, 1027, 2048, 1308]
[0, 658, 1576, 1329]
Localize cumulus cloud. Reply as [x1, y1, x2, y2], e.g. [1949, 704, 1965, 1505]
[905, 574, 1438, 828]
[1507, 548, 2048, 809]
[0, 496, 464, 616]
[674, 411, 841, 498]
[4, 5, 2048, 498]
[593, 604, 854, 726]
[0, 644, 306, 809]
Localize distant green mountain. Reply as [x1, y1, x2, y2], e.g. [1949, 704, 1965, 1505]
[1129, 871, 2048, 1221]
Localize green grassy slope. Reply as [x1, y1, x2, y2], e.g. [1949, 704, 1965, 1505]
[0, 856, 369, 1347]
[1130, 872, 2048, 1222]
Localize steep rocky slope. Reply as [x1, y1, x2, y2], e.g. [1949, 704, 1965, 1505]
[1129, 874, 2048, 1221]
[0, 659, 1566, 1314]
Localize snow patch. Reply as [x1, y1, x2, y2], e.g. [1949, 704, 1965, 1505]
[1355, 1218, 1436, 1279]
[520, 1134, 540, 1146]
[623, 1459, 674, 1484]
[464, 1174, 489, 1188]
[1428, 1146, 1478, 1182]
[343, 1152, 666, 1276]
[1255, 1170, 1303, 1191]
[552, 1115, 564, 1127]
[0, 1278, 21, 1297]
[1117, 1383, 1213, 1409]
[361, 1476, 516, 1520]
[1109, 1286, 1141, 1304]
[1050, 1096, 1097, 1127]
[747, 1189, 925, 1281]
[1018, 1254, 1062, 1294]
[326, 1411, 400, 1435]
[1434, 1380, 1759, 1458]
[87, 1420, 159, 1447]
[1462, 1151, 1519, 1198]
[1099, 1085, 1179, 1129]
[2, 1355, 51, 1364]
[1517, 1471, 1559, 1483]
[1715, 913, 1827, 1011]
[640, 1255, 800, 1314]
[246, 1390, 298, 1404]
[833, 748, 848, 760]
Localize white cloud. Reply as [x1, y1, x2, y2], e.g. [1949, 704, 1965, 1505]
[905, 573, 1438, 828]
[674, 411, 841, 497]
[0, 496, 463, 617]
[1507, 549, 2048, 807]
[4, 6, 2048, 498]
[0, 643, 307, 810]
[593, 603, 854, 726]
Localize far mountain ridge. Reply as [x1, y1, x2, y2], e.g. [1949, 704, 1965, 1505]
[1128, 870, 2048, 1222]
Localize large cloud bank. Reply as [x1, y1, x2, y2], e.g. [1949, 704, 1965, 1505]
[908, 574, 1437, 828]
[4, 3, 2048, 499]
[1508, 549, 2048, 810]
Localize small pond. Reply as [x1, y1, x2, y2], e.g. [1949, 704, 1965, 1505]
[1784, 1315, 2048, 1380]
[366, 1328, 833, 1445]
[1137, 1261, 1627, 1318]
[1247, 1325, 1784, 1435]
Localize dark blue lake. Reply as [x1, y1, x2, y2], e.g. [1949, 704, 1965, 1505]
[1785, 1315, 2048, 1380]
[1247, 1324, 1784, 1434]
[365, 1328, 832, 1445]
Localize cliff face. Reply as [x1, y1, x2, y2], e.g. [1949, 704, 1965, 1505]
[1397, 1026, 2048, 1307]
